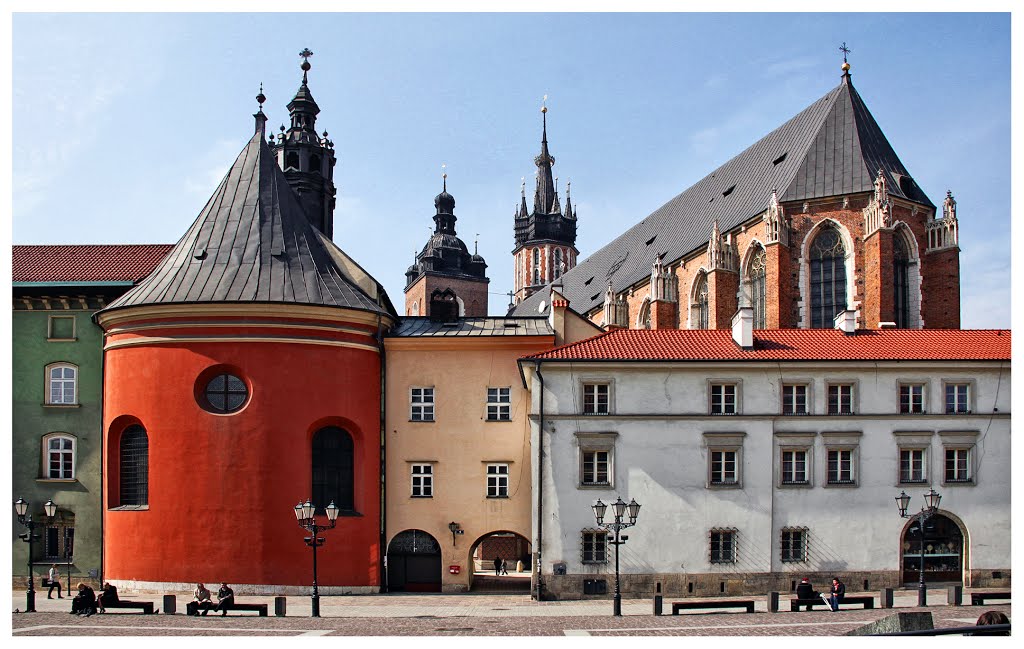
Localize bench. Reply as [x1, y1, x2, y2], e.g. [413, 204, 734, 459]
[100, 600, 156, 614]
[790, 595, 874, 611]
[672, 599, 755, 614]
[217, 602, 268, 616]
[971, 591, 1010, 606]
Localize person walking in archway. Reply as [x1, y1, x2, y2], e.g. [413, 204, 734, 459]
[493, 556, 501, 576]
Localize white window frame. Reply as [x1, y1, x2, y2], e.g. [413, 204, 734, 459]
[532, 248, 541, 285]
[899, 447, 928, 485]
[410, 387, 435, 422]
[781, 383, 809, 415]
[45, 362, 78, 405]
[576, 432, 617, 489]
[781, 449, 810, 485]
[582, 382, 611, 415]
[47, 315, 77, 341]
[709, 381, 739, 415]
[943, 381, 973, 414]
[704, 432, 744, 488]
[898, 382, 927, 414]
[780, 527, 808, 563]
[581, 529, 608, 564]
[709, 528, 737, 564]
[486, 463, 510, 498]
[709, 449, 738, 486]
[42, 433, 76, 480]
[410, 463, 433, 498]
[944, 448, 972, 484]
[581, 450, 610, 487]
[827, 382, 855, 415]
[939, 430, 978, 486]
[826, 448, 855, 485]
[486, 387, 512, 422]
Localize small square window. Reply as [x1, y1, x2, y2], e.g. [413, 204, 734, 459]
[944, 448, 972, 483]
[782, 384, 808, 415]
[710, 383, 737, 415]
[411, 387, 435, 422]
[900, 449, 927, 484]
[781, 449, 809, 485]
[486, 464, 509, 497]
[826, 449, 855, 484]
[828, 384, 854, 415]
[47, 315, 76, 340]
[710, 529, 736, 563]
[709, 450, 738, 486]
[945, 383, 971, 414]
[899, 384, 925, 414]
[486, 387, 511, 421]
[581, 530, 608, 563]
[581, 450, 610, 486]
[411, 464, 433, 498]
[583, 383, 610, 415]
[781, 528, 807, 562]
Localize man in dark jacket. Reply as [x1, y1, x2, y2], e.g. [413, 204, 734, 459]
[796, 577, 817, 600]
[215, 583, 235, 616]
[823, 577, 845, 611]
[71, 582, 96, 616]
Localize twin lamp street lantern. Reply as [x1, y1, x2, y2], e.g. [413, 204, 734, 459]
[293, 498, 339, 618]
[14, 497, 57, 613]
[592, 496, 641, 617]
[895, 487, 942, 607]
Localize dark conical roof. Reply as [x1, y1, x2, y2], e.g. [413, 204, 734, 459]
[100, 130, 394, 317]
[513, 73, 934, 317]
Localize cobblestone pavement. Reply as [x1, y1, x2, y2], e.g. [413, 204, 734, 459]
[10, 589, 1010, 636]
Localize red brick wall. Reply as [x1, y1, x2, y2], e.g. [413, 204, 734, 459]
[765, 242, 791, 328]
[651, 299, 677, 330]
[708, 269, 738, 329]
[921, 247, 961, 328]
[407, 274, 490, 317]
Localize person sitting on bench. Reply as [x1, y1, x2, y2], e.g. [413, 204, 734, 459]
[821, 577, 845, 612]
[215, 582, 235, 616]
[97, 582, 119, 613]
[71, 582, 96, 616]
[796, 577, 818, 600]
[188, 582, 214, 616]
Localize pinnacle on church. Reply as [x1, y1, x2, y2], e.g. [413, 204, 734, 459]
[840, 42, 852, 78]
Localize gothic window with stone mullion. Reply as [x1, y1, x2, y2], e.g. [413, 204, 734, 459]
[809, 225, 847, 328]
[893, 233, 910, 328]
[748, 245, 767, 329]
[694, 273, 709, 330]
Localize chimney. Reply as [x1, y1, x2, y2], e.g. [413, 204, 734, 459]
[834, 309, 858, 334]
[732, 307, 753, 349]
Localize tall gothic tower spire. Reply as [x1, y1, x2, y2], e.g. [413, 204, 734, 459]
[270, 48, 339, 240]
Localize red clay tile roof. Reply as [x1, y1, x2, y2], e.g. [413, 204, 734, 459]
[524, 328, 1010, 362]
[12, 245, 173, 283]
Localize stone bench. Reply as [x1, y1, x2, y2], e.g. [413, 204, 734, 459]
[970, 591, 1010, 606]
[100, 600, 156, 614]
[217, 602, 268, 616]
[791, 595, 874, 611]
[672, 599, 755, 614]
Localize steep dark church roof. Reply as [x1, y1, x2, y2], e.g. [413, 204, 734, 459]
[512, 71, 933, 318]
[100, 126, 395, 317]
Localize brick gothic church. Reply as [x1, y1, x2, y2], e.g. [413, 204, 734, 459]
[512, 60, 961, 330]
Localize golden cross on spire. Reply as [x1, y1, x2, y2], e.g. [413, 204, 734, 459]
[541, 94, 548, 114]
[839, 42, 851, 63]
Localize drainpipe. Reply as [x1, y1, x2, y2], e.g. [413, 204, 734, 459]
[376, 312, 387, 593]
[533, 360, 545, 601]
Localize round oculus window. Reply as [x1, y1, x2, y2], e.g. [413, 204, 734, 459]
[202, 373, 248, 413]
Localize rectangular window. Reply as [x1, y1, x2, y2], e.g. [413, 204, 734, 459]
[47, 364, 77, 405]
[486, 387, 511, 421]
[710, 383, 737, 415]
[411, 464, 433, 497]
[47, 436, 74, 479]
[710, 450, 737, 485]
[581, 530, 608, 563]
[47, 315, 76, 340]
[827, 449, 854, 484]
[781, 450, 808, 485]
[782, 384, 808, 415]
[899, 384, 925, 414]
[486, 464, 509, 497]
[410, 387, 434, 422]
[900, 449, 927, 483]
[583, 383, 609, 415]
[44, 523, 73, 560]
[710, 529, 736, 563]
[581, 450, 610, 486]
[945, 383, 970, 414]
[945, 448, 971, 483]
[781, 528, 807, 563]
[828, 384, 854, 414]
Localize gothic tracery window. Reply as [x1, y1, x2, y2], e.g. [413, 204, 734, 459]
[809, 225, 848, 328]
[694, 273, 709, 330]
[748, 245, 766, 329]
[893, 232, 910, 328]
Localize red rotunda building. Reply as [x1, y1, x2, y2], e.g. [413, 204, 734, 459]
[94, 69, 397, 592]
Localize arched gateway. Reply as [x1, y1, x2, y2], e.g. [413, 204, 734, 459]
[387, 530, 442, 592]
[900, 512, 966, 586]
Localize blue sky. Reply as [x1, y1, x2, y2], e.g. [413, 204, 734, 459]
[10, 11, 1012, 327]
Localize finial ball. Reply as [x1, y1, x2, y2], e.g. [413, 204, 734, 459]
[301, 61, 311, 72]
[842, 61, 851, 72]
[541, 105, 548, 114]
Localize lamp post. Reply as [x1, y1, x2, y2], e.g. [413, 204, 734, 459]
[592, 496, 641, 616]
[14, 497, 57, 613]
[293, 499, 339, 618]
[895, 488, 942, 607]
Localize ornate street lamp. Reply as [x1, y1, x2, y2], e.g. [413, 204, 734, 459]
[293, 499, 339, 617]
[592, 496, 642, 616]
[895, 488, 942, 606]
[14, 498, 57, 613]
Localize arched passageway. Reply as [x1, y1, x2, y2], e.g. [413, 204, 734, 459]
[468, 531, 532, 592]
[386, 529, 442, 592]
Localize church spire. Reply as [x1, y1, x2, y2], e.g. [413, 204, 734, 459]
[287, 48, 321, 134]
[533, 95, 557, 215]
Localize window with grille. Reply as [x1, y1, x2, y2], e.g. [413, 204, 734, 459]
[748, 244, 767, 328]
[581, 450, 610, 486]
[710, 383, 737, 415]
[583, 383, 609, 415]
[532, 248, 541, 285]
[781, 528, 807, 562]
[581, 530, 608, 563]
[809, 225, 848, 328]
[782, 384, 808, 415]
[710, 450, 738, 485]
[710, 529, 736, 563]
[411, 464, 433, 498]
[44, 520, 74, 561]
[46, 363, 77, 405]
[945, 383, 970, 414]
[203, 373, 248, 413]
[827, 449, 855, 484]
[828, 384, 854, 414]
[900, 384, 925, 414]
[486, 464, 509, 497]
[695, 273, 709, 330]
[781, 450, 809, 485]
[945, 448, 971, 483]
[900, 449, 926, 484]
[312, 426, 354, 512]
[118, 425, 148, 506]
[486, 387, 511, 421]
[411, 387, 435, 421]
[45, 435, 75, 479]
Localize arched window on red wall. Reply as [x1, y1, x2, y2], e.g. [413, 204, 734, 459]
[119, 425, 148, 506]
[312, 427, 354, 514]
